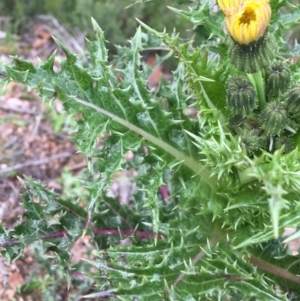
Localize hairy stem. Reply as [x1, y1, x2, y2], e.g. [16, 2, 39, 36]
[199, 81, 227, 124]
[74, 97, 218, 189]
[247, 71, 266, 111]
[172, 223, 225, 288]
[0, 228, 164, 248]
[249, 255, 300, 285]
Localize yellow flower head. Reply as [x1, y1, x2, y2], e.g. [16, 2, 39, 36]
[218, 0, 271, 45]
[217, 0, 244, 13]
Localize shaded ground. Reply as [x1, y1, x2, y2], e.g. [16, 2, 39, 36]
[0, 82, 85, 222]
[0, 84, 91, 300]
[0, 18, 93, 300]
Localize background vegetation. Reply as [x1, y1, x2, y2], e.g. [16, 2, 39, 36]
[0, 0, 194, 54]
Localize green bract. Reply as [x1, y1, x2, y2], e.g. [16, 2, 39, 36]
[238, 128, 260, 154]
[228, 32, 277, 73]
[274, 136, 294, 153]
[226, 75, 257, 115]
[262, 101, 288, 135]
[265, 60, 291, 97]
[285, 82, 300, 119]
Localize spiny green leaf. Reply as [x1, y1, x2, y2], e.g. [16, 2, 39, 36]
[167, 2, 225, 40]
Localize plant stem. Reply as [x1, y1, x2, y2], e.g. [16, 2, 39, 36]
[74, 97, 218, 190]
[0, 228, 165, 248]
[247, 71, 266, 111]
[249, 255, 300, 285]
[172, 223, 225, 288]
[199, 81, 227, 125]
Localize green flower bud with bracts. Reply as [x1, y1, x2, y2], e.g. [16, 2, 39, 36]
[285, 118, 300, 135]
[228, 31, 277, 73]
[274, 136, 293, 153]
[237, 129, 260, 154]
[288, 114, 300, 125]
[228, 115, 248, 134]
[285, 82, 300, 119]
[261, 101, 288, 135]
[265, 61, 291, 97]
[258, 132, 271, 150]
[226, 76, 257, 116]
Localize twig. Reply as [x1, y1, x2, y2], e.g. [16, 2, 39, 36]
[67, 162, 86, 172]
[30, 111, 43, 139]
[0, 103, 36, 115]
[0, 228, 165, 248]
[3, 136, 21, 149]
[35, 15, 86, 57]
[0, 152, 72, 175]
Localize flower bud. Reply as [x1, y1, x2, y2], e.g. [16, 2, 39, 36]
[261, 101, 288, 135]
[285, 82, 300, 119]
[258, 132, 270, 150]
[228, 115, 248, 134]
[226, 76, 257, 115]
[265, 61, 291, 97]
[238, 129, 260, 154]
[287, 118, 300, 134]
[274, 136, 293, 153]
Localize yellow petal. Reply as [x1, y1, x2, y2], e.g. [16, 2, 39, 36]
[217, 0, 270, 12]
[224, 0, 271, 45]
[217, 0, 243, 12]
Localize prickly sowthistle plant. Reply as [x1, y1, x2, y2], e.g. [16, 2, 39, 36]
[1, 0, 300, 300]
